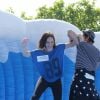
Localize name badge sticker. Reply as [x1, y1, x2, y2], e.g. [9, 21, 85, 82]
[37, 55, 49, 62]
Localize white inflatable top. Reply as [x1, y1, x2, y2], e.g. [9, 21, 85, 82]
[0, 10, 100, 63]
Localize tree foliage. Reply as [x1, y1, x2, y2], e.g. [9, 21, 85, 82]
[6, 7, 15, 14]
[20, 11, 33, 20]
[35, 0, 100, 31]
[36, 0, 65, 20]
[6, 0, 100, 31]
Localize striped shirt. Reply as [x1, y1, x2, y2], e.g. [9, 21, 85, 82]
[75, 41, 100, 71]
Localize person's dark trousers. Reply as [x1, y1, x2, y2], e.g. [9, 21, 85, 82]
[31, 77, 62, 100]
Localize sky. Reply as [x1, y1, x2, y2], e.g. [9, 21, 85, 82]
[0, 0, 100, 17]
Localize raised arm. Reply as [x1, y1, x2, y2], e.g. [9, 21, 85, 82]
[65, 30, 83, 48]
[21, 37, 31, 57]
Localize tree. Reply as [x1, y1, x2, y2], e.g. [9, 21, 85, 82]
[6, 7, 15, 14]
[65, 0, 100, 31]
[20, 11, 33, 20]
[35, 0, 100, 31]
[36, 0, 65, 20]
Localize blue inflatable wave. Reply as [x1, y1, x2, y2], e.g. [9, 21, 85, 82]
[0, 52, 74, 100]
[0, 52, 100, 100]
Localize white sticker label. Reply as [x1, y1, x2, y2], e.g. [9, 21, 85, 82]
[84, 73, 94, 80]
[37, 55, 49, 62]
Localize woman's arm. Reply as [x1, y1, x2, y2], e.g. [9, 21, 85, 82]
[21, 37, 31, 57]
[65, 30, 83, 48]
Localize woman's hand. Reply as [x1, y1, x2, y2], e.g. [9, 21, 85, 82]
[21, 37, 31, 57]
[21, 37, 29, 48]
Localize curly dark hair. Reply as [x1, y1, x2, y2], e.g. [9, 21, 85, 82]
[39, 32, 56, 49]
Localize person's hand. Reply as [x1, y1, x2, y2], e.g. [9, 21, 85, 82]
[67, 30, 77, 43]
[21, 37, 31, 57]
[21, 37, 29, 47]
[67, 30, 79, 46]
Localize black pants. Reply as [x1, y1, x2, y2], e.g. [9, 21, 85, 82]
[69, 68, 100, 100]
[31, 77, 62, 100]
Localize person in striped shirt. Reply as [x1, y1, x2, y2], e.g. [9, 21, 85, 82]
[68, 29, 100, 100]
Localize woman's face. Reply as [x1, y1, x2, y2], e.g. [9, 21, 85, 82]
[45, 37, 55, 52]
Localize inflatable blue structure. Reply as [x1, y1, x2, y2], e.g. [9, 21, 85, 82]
[0, 11, 100, 100]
